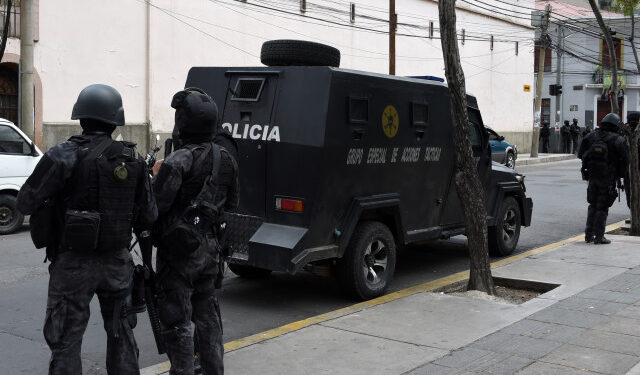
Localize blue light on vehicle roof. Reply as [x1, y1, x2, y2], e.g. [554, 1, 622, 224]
[410, 75, 445, 82]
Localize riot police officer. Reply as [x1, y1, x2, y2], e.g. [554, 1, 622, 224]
[539, 121, 551, 153]
[570, 118, 581, 154]
[17, 84, 157, 374]
[153, 87, 239, 375]
[578, 113, 629, 244]
[561, 120, 571, 153]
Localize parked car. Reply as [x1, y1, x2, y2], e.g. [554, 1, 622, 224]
[0, 119, 42, 234]
[486, 126, 517, 169]
[186, 40, 533, 300]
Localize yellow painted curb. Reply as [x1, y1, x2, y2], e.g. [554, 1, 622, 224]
[142, 220, 625, 374]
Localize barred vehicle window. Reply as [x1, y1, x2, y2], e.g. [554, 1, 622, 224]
[0, 124, 29, 154]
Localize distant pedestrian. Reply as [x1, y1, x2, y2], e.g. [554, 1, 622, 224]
[578, 113, 629, 244]
[561, 120, 571, 153]
[570, 118, 580, 154]
[539, 122, 550, 153]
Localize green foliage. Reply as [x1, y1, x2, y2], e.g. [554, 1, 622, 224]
[612, 0, 639, 15]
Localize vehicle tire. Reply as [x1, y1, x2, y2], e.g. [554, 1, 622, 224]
[505, 152, 516, 169]
[488, 196, 521, 256]
[337, 221, 397, 300]
[0, 194, 24, 235]
[228, 263, 273, 278]
[261, 40, 341, 68]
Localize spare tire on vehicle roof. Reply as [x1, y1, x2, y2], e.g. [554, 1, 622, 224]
[260, 40, 341, 67]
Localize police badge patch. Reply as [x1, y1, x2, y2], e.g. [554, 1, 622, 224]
[114, 162, 128, 180]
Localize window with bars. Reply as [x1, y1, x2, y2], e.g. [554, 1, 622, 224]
[601, 37, 623, 69]
[0, 1, 20, 38]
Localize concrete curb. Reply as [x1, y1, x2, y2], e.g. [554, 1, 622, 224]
[516, 154, 576, 166]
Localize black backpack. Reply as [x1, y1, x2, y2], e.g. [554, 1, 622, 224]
[160, 143, 223, 254]
[583, 133, 610, 180]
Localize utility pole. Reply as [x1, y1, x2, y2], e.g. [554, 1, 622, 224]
[389, 0, 396, 75]
[530, 3, 551, 158]
[20, 0, 34, 141]
[554, 24, 563, 150]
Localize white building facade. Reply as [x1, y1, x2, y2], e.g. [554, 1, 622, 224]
[0, 0, 535, 152]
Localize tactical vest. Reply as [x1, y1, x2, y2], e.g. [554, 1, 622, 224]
[64, 135, 141, 252]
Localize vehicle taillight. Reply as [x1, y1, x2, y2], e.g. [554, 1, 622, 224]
[275, 197, 304, 213]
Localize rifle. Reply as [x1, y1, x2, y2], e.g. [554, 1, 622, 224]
[137, 230, 166, 354]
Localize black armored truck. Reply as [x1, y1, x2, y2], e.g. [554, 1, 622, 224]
[184, 40, 533, 300]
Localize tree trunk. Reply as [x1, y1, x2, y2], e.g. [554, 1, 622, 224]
[631, 13, 640, 74]
[0, 0, 12, 63]
[588, 0, 619, 113]
[623, 124, 640, 235]
[438, 0, 495, 294]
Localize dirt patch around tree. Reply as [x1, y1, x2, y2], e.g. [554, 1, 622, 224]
[434, 277, 557, 305]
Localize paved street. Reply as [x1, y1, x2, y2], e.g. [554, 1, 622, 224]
[0, 159, 631, 373]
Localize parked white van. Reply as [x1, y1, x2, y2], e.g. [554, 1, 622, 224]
[0, 119, 42, 234]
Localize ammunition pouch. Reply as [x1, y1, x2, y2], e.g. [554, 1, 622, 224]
[61, 209, 101, 252]
[30, 200, 56, 249]
[161, 211, 208, 255]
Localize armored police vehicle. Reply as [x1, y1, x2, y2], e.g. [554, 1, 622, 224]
[185, 40, 533, 300]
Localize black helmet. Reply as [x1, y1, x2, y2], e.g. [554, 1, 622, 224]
[71, 84, 125, 126]
[171, 87, 218, 135]
[601, 113, 621, 129]
[572, 118, 578, 123]
[564, 120, 569, 125]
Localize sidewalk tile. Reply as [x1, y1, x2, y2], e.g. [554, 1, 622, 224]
[501, 319, 585, 343]
[574, 289, 640, 304]
[627, 267, 640, 275]
[470, 332, 562, 359]
[516, 362, 600, 375]
[433, 348, 493, 368]
[593, 316, 640, 337]
[569, 329, 640, 356]
[476, 355, 533, 375]
[593, 273, 640, 293]
[615, 304, 640, 320]
[527, 308, 608, 328]
[540, 344, 639, 374]
[405, 363, 476, 375]
[553, 296, 628, 316]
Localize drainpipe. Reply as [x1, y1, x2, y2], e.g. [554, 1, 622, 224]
[145, 0, 151, 152]
[20, 0, 34, 141]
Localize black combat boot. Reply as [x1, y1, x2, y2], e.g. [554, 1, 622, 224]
[585, 234, 594, 243]
[594, 236, 611, 245]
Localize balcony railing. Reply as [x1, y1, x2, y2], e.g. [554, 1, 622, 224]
[0, 2, 20, 38]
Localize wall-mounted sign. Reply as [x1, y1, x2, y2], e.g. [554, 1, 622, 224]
[524, 85, 531, 92]
[569, 105, 578, 111]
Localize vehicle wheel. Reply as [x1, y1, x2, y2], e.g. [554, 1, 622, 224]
[505, 152, 516, 169]
[488, 196, 521, 256]
[337, 221, 397, 300]
[228, 263, 273, 278]
[261, 40, 341, 68]
[0, 195, 23, 235]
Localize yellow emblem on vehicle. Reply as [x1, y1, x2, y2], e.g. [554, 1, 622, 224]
[382, 105, 399, 138]
[114, 162, 128, 181]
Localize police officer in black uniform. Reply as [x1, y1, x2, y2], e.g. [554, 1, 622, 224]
[578, 113, 629, 244]
[539, 121, 551, 153]
[17, 84, 157, 374]
[153, 88, 239, 375]
[561, 120, 571, 153]
[570, 118, 581, 154]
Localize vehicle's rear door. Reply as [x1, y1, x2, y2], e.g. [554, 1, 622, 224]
[221, 72, 280, 217]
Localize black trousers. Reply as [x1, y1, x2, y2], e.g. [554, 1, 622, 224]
[156, 240, 224, 375]
[571, 135, 579, 154]
[562, 135, 571, 153]
[540, 137, 549, 153]
[585, 180, 617, 238]
[45, 249, 139, 375]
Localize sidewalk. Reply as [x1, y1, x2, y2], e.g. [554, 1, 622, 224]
[142, 229, 640, 375]
[517, 153, 576, 166]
